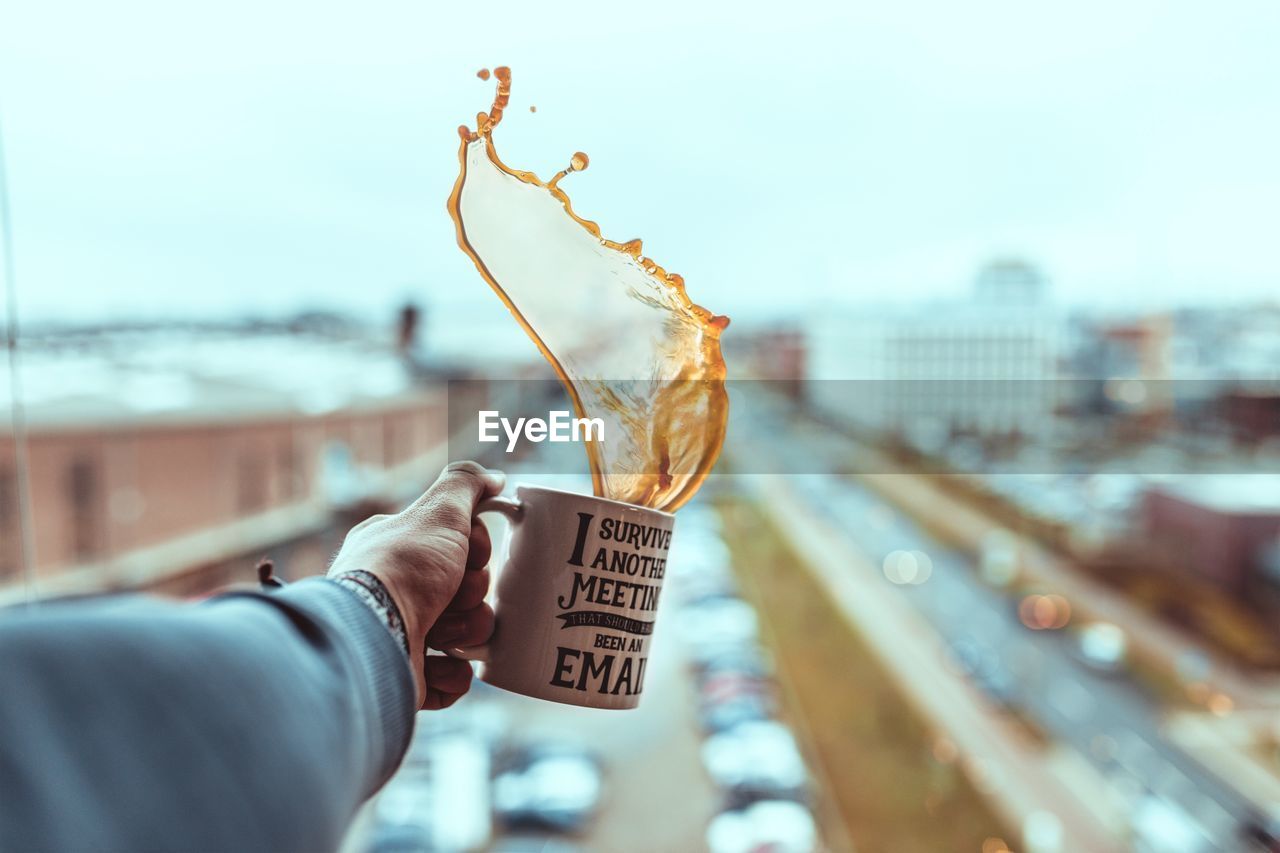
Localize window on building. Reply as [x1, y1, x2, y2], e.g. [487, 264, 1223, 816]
[237, 450, 267, 514]
[277, 437, 303, 502]
[0, 464, 18, 576]
[67, 456, 103, 560]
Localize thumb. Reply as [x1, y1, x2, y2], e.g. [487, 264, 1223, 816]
[407, 461, 506, 539]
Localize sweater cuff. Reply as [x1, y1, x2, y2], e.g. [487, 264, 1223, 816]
[268, 579, 417, 792]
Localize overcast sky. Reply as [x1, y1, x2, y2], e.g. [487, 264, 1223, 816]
[1, 0, 1278, 331]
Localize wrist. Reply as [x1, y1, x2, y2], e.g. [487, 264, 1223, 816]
[358, 570, 431, 708]
[330, 570, 410, 658]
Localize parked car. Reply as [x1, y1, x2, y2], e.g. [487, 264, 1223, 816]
[706, 799, 818, 853]
[679, 598, 759, 652]
[674, 570, 742, 608]
[492, 743, 603, 834]
[694, 644, 773, 681]
[1073, 622, 1128, 673]
[490, 836, 585, 853]
[366, 821, 433, 853]
[700, 692, 774, 734]
[701, 721, 808, 806]
[669, 530, 733, 575]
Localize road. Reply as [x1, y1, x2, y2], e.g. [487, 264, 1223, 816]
[731, 405, 1270, 851]
[795, 474, 1247, 843]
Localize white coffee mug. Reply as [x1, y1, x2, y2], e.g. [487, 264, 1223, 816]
[452, 484, 676, 710]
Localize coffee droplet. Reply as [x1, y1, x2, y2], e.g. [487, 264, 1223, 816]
[547, 151, 590, 189]
[446, 67, 729, 512]
[476, 68, 490, 81]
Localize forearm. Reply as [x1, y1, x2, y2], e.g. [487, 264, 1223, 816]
[0, 580, 415, 853]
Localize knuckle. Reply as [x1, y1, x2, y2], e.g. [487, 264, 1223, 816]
[350, 513, 390, 534]
[422, 497, 472, 533]
[444, 460, 487, 481]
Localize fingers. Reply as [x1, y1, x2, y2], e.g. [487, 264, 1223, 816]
[422, 655, 473, 711]
[426, 603, 495, 650]
[448, 568, 490, 612]
[465, 517, 492, 572]
[408, 461, 505, 535]
[440, 519, 492, 610]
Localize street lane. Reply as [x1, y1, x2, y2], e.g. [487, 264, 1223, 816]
[731, 406, 1264, 850]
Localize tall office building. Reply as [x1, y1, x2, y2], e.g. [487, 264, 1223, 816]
[808, 259, 1062, 444]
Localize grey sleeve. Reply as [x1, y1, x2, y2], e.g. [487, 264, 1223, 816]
[0, 578, 416, 853]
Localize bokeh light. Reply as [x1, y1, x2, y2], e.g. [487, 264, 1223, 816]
[882, 549, 933, 585]
[1017, 594, 1071, 630]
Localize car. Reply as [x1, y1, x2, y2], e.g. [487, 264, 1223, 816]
[697, 670, 774, 723]
[944, 638, 1019, 709]
[366, 822, 433, 853]
[699, 693, 774, 733]
[706, 800, 818, 853]
[695, 644, 773, 680]
[673, 572, 741, 608]
[973, 665, 1019, 709]
[1130, 795, 1215, 853]
[1073, 622, 1128, 673]
[671, 506, 724, 537]
[669, 529, 733, 570]
[978, 530, 1019, 587]
[1242, 807, 1280, 852]
[490, 836, 586, 853]
[701, 721, 808, 806]
[492, 743, 603, 834]
[699, 669, 772, 705]
[678, 598, 759, 649]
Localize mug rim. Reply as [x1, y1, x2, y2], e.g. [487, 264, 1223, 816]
[512, 483, 676, 520]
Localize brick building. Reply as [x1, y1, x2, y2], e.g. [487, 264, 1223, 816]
[0, 332, 450, 604]
[1140, 476, 1280, 608]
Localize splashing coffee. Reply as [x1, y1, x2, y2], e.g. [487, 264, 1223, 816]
[447, 67, 728, 512]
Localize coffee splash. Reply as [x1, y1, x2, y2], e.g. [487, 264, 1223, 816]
[447, 67, 729, 512]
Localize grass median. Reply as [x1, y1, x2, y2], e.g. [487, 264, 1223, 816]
[718, 497, 1010, 853]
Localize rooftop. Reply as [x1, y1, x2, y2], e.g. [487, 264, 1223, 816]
[1, 329, 426, 432]
[1153, 474, 1280, 515]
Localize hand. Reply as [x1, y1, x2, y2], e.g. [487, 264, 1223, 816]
[329, 461, 505, 710]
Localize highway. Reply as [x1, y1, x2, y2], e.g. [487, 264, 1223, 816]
[732, 408, 1268, 851]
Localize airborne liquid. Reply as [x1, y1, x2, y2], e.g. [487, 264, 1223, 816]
[447, 67, 729, 512]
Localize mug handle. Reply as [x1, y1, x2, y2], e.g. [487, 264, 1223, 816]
[443, 495, 522, 662]
[475, 495, 522, 520]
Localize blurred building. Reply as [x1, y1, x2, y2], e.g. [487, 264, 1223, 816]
[1171, 303, 1280, 380]
[0, 329, 448, 604]
[808, 259, 1062, 447]
[1069, 314, 1175, 419]
[722, 324, 806, 402]
[1220, 389, 1280, 445]
[1140, 475, 1280, 608]
[730, 326, 805, 383]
